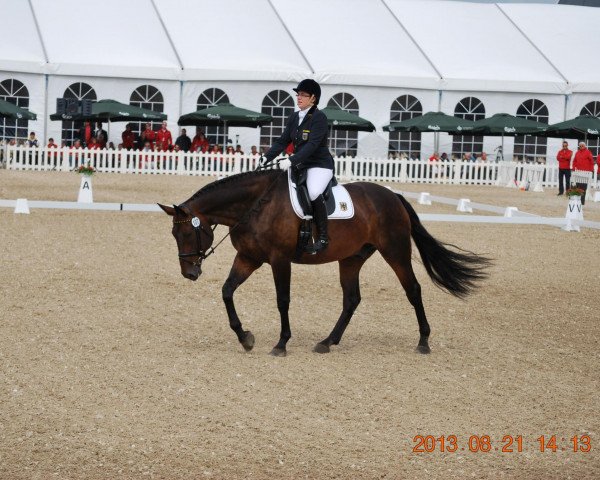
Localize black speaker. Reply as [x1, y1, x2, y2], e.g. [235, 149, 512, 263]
[81, 99, 93, 116]
[56, 98, 66, 115]
[66, 98, 79, 115]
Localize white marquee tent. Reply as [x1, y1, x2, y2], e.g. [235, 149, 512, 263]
[1, 0, 600, 160]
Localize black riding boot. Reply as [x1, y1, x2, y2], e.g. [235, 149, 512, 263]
[306, 194, 328, 254]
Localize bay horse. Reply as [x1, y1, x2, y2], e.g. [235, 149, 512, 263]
[159, 168, 490, 356]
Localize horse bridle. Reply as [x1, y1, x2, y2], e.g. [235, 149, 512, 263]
[173, 209, 217, 267]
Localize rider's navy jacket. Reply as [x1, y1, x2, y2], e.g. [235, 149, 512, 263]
[264, 105, 334, 170]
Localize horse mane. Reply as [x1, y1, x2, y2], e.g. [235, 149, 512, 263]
[187, 169, 282, 202]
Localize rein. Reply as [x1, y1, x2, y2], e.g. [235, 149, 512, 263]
[175, 161, 284, 265]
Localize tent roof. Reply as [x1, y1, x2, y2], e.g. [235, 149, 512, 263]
[271, 0, 441, 89]
[385, 0, 567, 94]
[31, 0, 182, 80]
[500, 3, 600, 92]
[0, 0, 46, 73]
[0, 0, 597, 94]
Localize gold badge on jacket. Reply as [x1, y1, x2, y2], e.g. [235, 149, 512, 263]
[302, 130, 310, 141]
[340, 202, 348, 212]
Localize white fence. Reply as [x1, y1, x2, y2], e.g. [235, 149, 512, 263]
[2, 145, 598, 189]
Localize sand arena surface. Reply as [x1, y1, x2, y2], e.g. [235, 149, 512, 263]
[1, 170, 599, 479]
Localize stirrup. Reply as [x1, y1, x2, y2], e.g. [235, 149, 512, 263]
[305, 238, 328, 255]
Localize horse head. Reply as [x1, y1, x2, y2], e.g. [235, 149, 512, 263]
[159, 203, 214, 281]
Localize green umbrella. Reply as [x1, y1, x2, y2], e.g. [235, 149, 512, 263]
[0, 98, 36, 121]
[321, 105, 375, 132]
[178, 103, 272, 151]
[178, 103, 272, 128]
[383, 111, 476, 133]
[540, 115, 600, 141]
[50, 99, 166, 122]
[471, 113, 548, 161]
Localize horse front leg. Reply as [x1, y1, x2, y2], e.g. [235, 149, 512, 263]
[270, 259, 292, 357]
[222, 253, 262, 352]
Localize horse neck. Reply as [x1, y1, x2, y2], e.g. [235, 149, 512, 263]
[187, 172, 279, 226]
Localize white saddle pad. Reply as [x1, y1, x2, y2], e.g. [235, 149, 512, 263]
[287, 168, 354, 220]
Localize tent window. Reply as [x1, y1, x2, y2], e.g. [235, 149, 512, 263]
[580, 101, 600, 157]
[514, 99, 548, 162]
[260, 90, 294, 153]
[327, 93, 359, 157]
[197, 88, 230, 149]
[130, 85, 164, 141]
[388, 95, 422, 158]
[0, 79, 30, 141]
[452, 97, 485, 160]
[61, 82, 97, 146]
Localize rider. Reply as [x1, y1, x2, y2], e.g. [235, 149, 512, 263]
[262, 79, 334, 254]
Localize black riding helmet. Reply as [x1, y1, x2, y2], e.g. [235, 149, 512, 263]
[293, 79, 321, 105]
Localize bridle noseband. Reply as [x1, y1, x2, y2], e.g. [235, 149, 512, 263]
[173, 212, 216, 267]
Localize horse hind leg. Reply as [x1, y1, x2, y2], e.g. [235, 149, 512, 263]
[314, 250, 372, 354]
[380, 248, 431, 354]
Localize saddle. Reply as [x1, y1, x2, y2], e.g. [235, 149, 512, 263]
[288, 167, 354, 260]
[291, 167, 337, 216]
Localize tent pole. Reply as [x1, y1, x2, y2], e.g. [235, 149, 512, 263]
[223, 120, 227, 153]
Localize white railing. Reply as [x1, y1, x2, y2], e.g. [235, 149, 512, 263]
[3, 145, 598, 189]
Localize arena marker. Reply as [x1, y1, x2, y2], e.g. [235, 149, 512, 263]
[562, 196, 583, 232]
[77, 175, 93, 203]
[593, 191, 600, 203]
[457, 198, 472, 213]
[418, 192, 432, 205]
[504, 207, 519, 217]
[14, 198, 30, 214]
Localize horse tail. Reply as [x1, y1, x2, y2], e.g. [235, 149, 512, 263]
[396, 194, 491, 298]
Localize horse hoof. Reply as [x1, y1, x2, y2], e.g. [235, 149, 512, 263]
[270, 347, 286, 357]
[241, 331, 255, 352]
[313, 343, 330, 354]
[416, 344, 431, 354]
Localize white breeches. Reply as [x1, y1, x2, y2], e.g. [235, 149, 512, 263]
[306, 167, 333, 201]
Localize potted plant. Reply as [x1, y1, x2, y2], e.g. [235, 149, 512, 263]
[76, 163, 96, 176]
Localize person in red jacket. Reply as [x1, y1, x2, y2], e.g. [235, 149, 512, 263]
[191, 128, 209, 153]
[141, 123, 156, 149]
[156, 121, 173, 151]
[121, 123, 135, 150]
[572, 142, 594, 205]
[556, 140, 573, 195]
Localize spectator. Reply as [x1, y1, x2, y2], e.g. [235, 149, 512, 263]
[175, 128, 192, 152]
[79, 121, 93, 147]
[440, 152, 449, 161]
[410, 152, 419, 161]
[250, 145, 259, 156]
[121, 123, 135, 150]
[108, 142, 116, 150]
[235, 145, 244, 155]
[572, 141, 594, 205]
[47, 137, 58, 167]
[26, 132, 39, 147]
[95, 122, 108, 148]
[556, 140, 573, 196]
[88, 137, 100, 150]
[47, 137, 58, 148]
[226, 145, 235, 155]
[428, 152, 439, 162]
[141, 122, 156, 149]
[480, 152, 488, 162]
[191, 128, 209, 153]
[156, 121, 173, 151]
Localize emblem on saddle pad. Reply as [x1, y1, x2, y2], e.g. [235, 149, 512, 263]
[339, 202, 348, 212]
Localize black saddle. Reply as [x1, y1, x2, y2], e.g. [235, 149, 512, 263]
[291, 167, 337, 216]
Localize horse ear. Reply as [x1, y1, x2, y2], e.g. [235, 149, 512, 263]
[158, 203, 175, 216]
[173, 205, 186, 216]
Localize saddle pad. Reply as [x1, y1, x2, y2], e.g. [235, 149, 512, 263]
[287, 168, 354, 220]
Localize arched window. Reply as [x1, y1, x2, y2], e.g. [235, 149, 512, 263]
[514, 99, 549, 162]
[260, 90, 294, 153]
[0, 79, 30, 141]
[327, 93, 359, 157]
[130, 85, 164, 141]
[452, 97, 485, 159]
[389, 95, 422, 158]
[580, 101, 600, 156]
[61, 82, 97, 146]
[197, 88, 229, 148]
